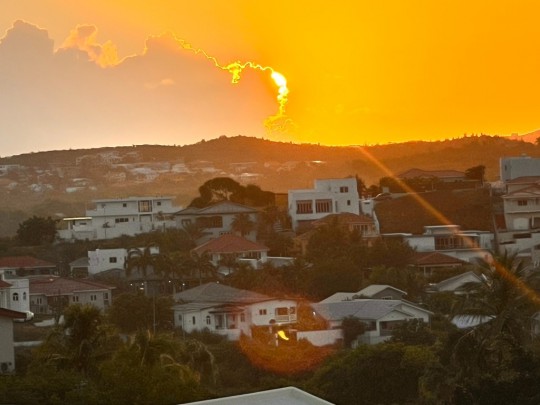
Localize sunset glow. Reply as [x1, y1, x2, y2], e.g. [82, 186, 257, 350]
[1, 1, 539, 156]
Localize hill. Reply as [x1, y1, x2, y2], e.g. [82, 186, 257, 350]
[0, 134, 536, 237]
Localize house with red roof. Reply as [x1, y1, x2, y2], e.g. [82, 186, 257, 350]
[0, 256, 56, 277]
[409, 251, 466, 276]
[192, 233, 269, 272]
[0, 307, 26, 374]
[29, 276, 114, 315]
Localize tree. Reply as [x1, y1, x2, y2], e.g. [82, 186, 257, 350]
[124, 245, 159, 295]
[341, 316, 366, 348]
[453, 251, 540, 373]
[16, 215, 57, 246]
[231, 213, 255, 237]
[465, 164, 486, 186]
[390, 319, 436, 346]
[183, 251, 218, 285]
[189, 177, 243, 207]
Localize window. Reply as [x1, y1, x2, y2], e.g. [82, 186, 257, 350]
[72, 296, 79, 302]
[12, 293, 18, 301]
[90, 295, 97, 301]
[37, 298, 42, 304]
[115, 217, 129, 223]
[240, 313, 245, 322]
[123, 203, 127, 207]
[206, 315, 211, 325]
[340, 186, 349, 193]
[275, 307, 289, 316]
[178, 314, 183, 322]
[259, 309, 267, 315]
[192, 316, 196, 325]
[138, 200, 152, 212]
[104, 292, 109, 300]
[196, 216, 223, 228]
[347, 200, 351, 206]
[315, 199, 332, 213]
[156, 201, 162, 206]
[296, 200, 313, 214]
[181, 219, 192, 227]
[23, 292, 27, 300]
[109, 257, 117, 263]
[518, 199, 528, 206]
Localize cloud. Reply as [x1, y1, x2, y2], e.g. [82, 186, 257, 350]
[0, 21, 277, 157]
[59, 24, 119, 67]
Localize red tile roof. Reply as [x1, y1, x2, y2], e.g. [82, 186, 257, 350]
[29, 276, 114, 296]
[411, 252, 465, 266]
[0, 307, 26, 319]
[0, 280, 12, 288]
[0, 256, 56, 269]
[192, 234, 269, 255]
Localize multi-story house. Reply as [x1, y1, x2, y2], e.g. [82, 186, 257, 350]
[389, 225, 493, 264]
[500, 155, 540, 183]
[288, 178, 360, 232]
[0, 271, 30, 315]
[87, 246, 159, 276]
[58, 196, 181, 241]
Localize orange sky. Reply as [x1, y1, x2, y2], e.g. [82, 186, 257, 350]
[1, 1, 540, 156]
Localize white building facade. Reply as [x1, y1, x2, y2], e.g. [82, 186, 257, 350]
[59, 196, 181, 241]
[500, 156, 540, 183]
[288, 178, 360, 232]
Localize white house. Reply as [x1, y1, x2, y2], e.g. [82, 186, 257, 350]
[319, 284, 407, 303]
[502, 185, 540, 232]
[394, 225, 494, 264]
[29, 276, 114, 314]
[309, 299, 432, 346]
[288, 178, 360, 232]
[500, 156, 540, 183]
[58, 196, 181, 241]
[0, 307, 26, 374]
[87, 246, 159, 276]
[0, 271, 30, 314]
[427, 271, 482, 294]
[175, 201, 260, 243]
[173, 283, 297, 340]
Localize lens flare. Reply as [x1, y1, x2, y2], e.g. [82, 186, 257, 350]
[172, 36, 293, 136]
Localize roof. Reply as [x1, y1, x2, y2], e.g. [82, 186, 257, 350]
[174, 282, 271, 304]
[0, 279, 12, 288]
[69, 257, 90, 268]
[185, 386, 334, 405]
[411, 252, 466, 266]
[503, 184, 540, 198]
[319, 292, 357, 304]
[312, 212, 375, 227]
[397, 168, 465, 180]
[0, 307, 26, 319]
[356, 284, 407, 297]
[192, 234, 269, 255]
[176, 200, 259, 216]
[29, 276, 114, 296]
[430, 271, 482, 292]
[0, 256, 56, 269]
[312, 300, 414, 322]
[506, 176, 540, 185]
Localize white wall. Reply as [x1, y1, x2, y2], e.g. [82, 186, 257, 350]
[0, 317, 15, 373]
[500, 156, 540, 182]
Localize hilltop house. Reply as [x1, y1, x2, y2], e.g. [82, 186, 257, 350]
[397, 168, 466, 183]
[288, 178, 360, 232]
[175, 201, 260, 243]
[58, 196, 181, 241]
[29, 276, 114, 314]
[0, 308, 26, 374]
[172, 283, 298, 340]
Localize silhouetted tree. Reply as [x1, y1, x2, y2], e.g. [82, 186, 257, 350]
[16, 215, 57, 246]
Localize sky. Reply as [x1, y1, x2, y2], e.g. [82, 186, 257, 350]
[1, 0, 540, 157]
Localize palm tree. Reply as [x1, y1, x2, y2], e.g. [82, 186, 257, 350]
[453, 251, 540, 372]
[231, 213, 255, 238]
[125, 244, 159, 295]
[218, 253, 238, 275]
[180, 251, 218, 286]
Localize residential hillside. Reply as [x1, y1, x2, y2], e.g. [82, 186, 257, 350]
[0, 134, 535, 237]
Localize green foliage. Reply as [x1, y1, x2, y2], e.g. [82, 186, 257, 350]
[341, 316, 366, 348]
[107, 293, 173, 333]
[16, 215, 57, 246]
[189, 177, 274, 208]
[390, 319, 436, 346]
[309, 343, 437, 404]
